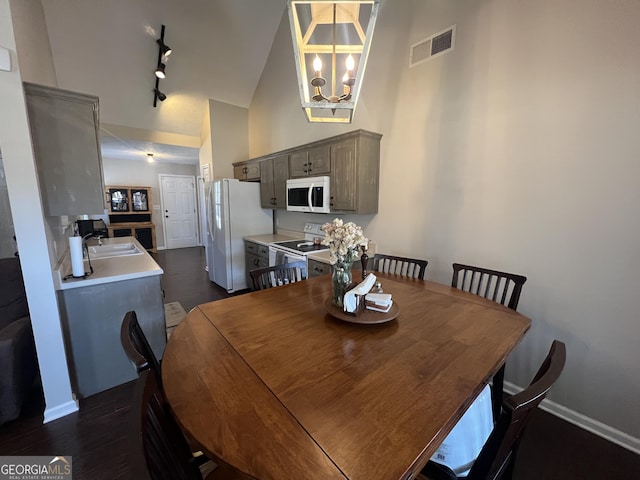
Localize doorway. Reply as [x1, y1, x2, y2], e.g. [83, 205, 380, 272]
[159, 174, 198, 249]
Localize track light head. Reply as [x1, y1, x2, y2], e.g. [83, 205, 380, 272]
[157, 39, 172, 57]
[155, 62, 166, 79]
[154, 89, 167, 102]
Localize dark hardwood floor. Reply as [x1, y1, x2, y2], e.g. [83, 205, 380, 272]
[1, 247, 638, 479]
[152, 246, 231, 312]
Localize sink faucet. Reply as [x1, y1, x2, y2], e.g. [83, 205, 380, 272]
[81, 233, 94, 258]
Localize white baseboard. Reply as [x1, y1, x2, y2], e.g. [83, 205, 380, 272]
[504, 381, 640, 455]
[43, 398, 79, 423]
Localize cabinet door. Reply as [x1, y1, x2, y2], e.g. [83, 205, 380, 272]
[234, 165, 247, 181]
[308, 259, 331, 278]
[24, 83, 105, 216]
[245, 163, 261, 181]
[272, 155, 289, 209]
[235, 163, 261, 181]
[330, 138, 357, 212]
[257, 244, 269, 260]
[131, 188, 151, 213]
[245, 241, 258, 256]
[307, 145, 330, 176]
[112, 228, 133, 237]
[289, 151, 309, 178]
[260, 160, 275, 208]
[135, 227, 154, 250]
[108, 188, 130, 213]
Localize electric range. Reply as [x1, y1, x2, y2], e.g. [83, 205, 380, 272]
[268, 222, 329, 265]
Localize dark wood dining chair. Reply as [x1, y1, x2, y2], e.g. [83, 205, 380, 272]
[372, 253, 428, 280]
[122, 312, 223, 475]
[420, 340, 566, 480]
[250, 261, 307, 290]
[451, 263, 527, 419]
[130, 368, 246, 480]
[120, 310, 162, 385]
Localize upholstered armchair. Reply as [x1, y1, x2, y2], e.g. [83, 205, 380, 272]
[0, 257, 38, 424]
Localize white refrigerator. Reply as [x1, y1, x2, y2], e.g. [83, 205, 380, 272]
[205, 178, 272, 293]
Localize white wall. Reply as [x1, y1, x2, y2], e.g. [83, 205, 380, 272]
[210, 100, 249, 179]
[249, 0, 640, 443]
[0, 0, 77, 422]
[102, 158, 198, 249]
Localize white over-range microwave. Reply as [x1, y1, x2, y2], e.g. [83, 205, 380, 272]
[286, 176, 331, 213]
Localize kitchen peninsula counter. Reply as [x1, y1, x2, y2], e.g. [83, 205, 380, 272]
[53, 236, 162, 290]
[54, 236, 165, 399]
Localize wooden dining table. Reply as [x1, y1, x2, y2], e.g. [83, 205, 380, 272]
[161, 272, 531, 480]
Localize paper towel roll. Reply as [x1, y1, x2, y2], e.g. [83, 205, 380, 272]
[69, 236, 85, 277]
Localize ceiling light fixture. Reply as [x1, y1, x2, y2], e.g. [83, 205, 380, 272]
[287, 0, 379, 123]
[146, 153, 154, 163]
[153, 25, 172, 107]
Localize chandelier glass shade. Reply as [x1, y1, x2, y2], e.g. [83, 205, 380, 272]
[288, 0, 380, 123]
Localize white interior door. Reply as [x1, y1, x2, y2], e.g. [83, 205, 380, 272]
[160, 174, 198, 249]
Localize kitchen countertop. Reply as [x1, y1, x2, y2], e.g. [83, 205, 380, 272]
[244, 233, 298, 246]
[307, 250, 331, 264]
[53, 236, 163, 291]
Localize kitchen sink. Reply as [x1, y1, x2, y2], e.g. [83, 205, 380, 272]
[87, 242, 143, 259]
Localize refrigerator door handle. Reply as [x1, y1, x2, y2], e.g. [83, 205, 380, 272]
[206, 184, 215, 242]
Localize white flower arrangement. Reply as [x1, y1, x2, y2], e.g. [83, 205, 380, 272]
[321, 218, 368, 265]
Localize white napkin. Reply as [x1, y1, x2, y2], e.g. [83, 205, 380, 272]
[343, 273, 377, 313]
[364, 293, 392, 307]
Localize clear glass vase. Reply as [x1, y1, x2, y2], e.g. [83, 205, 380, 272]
[331, 259, 354, 308]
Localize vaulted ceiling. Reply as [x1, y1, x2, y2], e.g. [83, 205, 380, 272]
[40, 0, 288, 162]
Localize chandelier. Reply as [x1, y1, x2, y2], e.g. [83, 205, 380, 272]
[287, 1, 380, 123]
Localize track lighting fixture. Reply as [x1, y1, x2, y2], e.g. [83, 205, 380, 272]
[153, 25, 172, 107]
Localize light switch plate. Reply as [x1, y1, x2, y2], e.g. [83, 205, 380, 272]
[0, 46, 10, 72]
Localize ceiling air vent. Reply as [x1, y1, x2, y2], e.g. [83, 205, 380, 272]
[409, 25, 456, 68]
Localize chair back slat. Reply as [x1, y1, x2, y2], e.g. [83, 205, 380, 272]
[250, 261, 307, 290]
[451, 263, 527, 311]
[372, 254, 428, 280]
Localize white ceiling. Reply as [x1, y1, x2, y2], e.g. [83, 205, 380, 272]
[99, 133, 200, 165]
[40, 0, 289, 164]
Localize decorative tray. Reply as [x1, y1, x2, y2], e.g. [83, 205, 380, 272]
[324, 298, 400, 325]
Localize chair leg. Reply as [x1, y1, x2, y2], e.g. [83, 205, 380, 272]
[492, 364, 505, 422]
